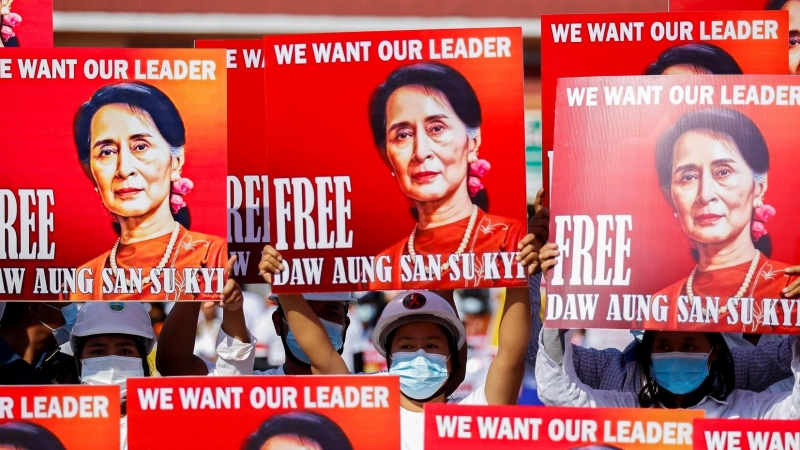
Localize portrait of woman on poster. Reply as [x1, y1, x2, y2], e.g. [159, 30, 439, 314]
[70, 82, 227, 300]
[367, 62, 527, 290]
[645, 42, 743, 75]
[766, 0, 800, 75]
[653, 107, 798, 331]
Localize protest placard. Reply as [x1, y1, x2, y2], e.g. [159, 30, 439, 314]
[548, 75, 800, 333]
[196, 39, 269, 284]
[263, 28, 528, 292]
[127, 375, 400, 449]
[0, 48, 228, 300]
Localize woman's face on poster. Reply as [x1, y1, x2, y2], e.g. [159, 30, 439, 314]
[669, 131, 760, 246]
[89, 104, 179, 219]
[785, 0, 800, 74]
[384, 85, 478, 204]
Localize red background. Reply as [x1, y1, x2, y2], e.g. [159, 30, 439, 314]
[8, 0, 53, 47]
[541, 11, 789, 205]
[0, 48, 228, 300]
[196, 39, 269, 284]
[0, 385, 120, 449]
[425, 403, 701, 449]
[693, 418, 799, 450]
[671, 0, 768, 11]
[127, 376, 401, 450]
[264, 28, 528, 293]
[549, 75, 800, 330]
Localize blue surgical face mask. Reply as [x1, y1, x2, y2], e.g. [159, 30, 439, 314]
[389, 350, 449, 401]
[34, 303, 79, 346]
[285, 318, 344, 365]
[650, 351, 711, 395]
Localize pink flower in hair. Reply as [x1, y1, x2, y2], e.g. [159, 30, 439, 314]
[470, 159, 491, 177]
[170, 194, 186, 214]
[751, 220, 768, 241]
[467, 177, 483, 197]
[172, 177, 194, 196]
[1, 25, 14, 41]
[467, 158, 491, 196]
[754, 204, 776, 223]
[2, 13, 21, 27]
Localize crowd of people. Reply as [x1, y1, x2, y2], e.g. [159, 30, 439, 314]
[1, 184, 799, 449]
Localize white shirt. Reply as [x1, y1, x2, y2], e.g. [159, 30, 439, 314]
[208, 327, 287, 376]
[535, 330, 800, 418]
[400, 387, 488, 450]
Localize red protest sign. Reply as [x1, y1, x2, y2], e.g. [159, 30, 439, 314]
[263, 28, 528, 293]
[4, 0, 53, 47]
[127, 375, 401, 450]
[670, 0, 769, 12]
[693, 418, 800, 450]
[548, 75, 800, 333]
[0, 385, 120, 449]
[0, 48, 228, 300]
[425, 404, 701, 449]
[541, 11, 788, 206]
[196, 39, 269, 284]
[669, 0, 799, 76]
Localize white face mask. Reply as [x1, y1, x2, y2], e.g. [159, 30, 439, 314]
[80, 355, 144, 399]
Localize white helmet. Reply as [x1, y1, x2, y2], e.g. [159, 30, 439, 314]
[372, 290, 466, 358]
[70, 302, 156, 354]
[268, 292, 358, 304]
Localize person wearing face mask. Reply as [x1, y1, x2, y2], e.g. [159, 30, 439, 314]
[260, 248, 534, 450]
[0, 302, 79, 385]
[535, 326, 800, 418]
[69, 301, 155, 450]
[156, 290, 353, 377]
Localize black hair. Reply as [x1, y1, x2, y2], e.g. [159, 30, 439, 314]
[655, 107, 772, 257]
[242, 411, 353, 450]
[368, 62, 481, 153]
[385, 321, 461, 402]
[73, 82, 185, 163]
[73, 333, 152, 378]
[73, 82, 191, 229]
[645, 43, 743, 75]
[637, 331, 735, 408]
[0, 422, 66, 450]
[765, 0, 791, 9]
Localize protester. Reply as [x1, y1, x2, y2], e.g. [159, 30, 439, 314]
[536, 326, 800, 418]
[70, 301, 155, 450]
[259, 239, 536, 450]
[0, 302, 79, 385]
[157, 284, 353, 377]
[535, 245, 800, 417]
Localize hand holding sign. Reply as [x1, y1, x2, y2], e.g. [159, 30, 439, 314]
[258, 245, 284, 284]
[219, 256, 243, 311]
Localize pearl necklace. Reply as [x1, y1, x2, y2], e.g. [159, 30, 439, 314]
[408, 205, 478, 273]
[686, 250, 761, 307]
[110, 222, 181, 287]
